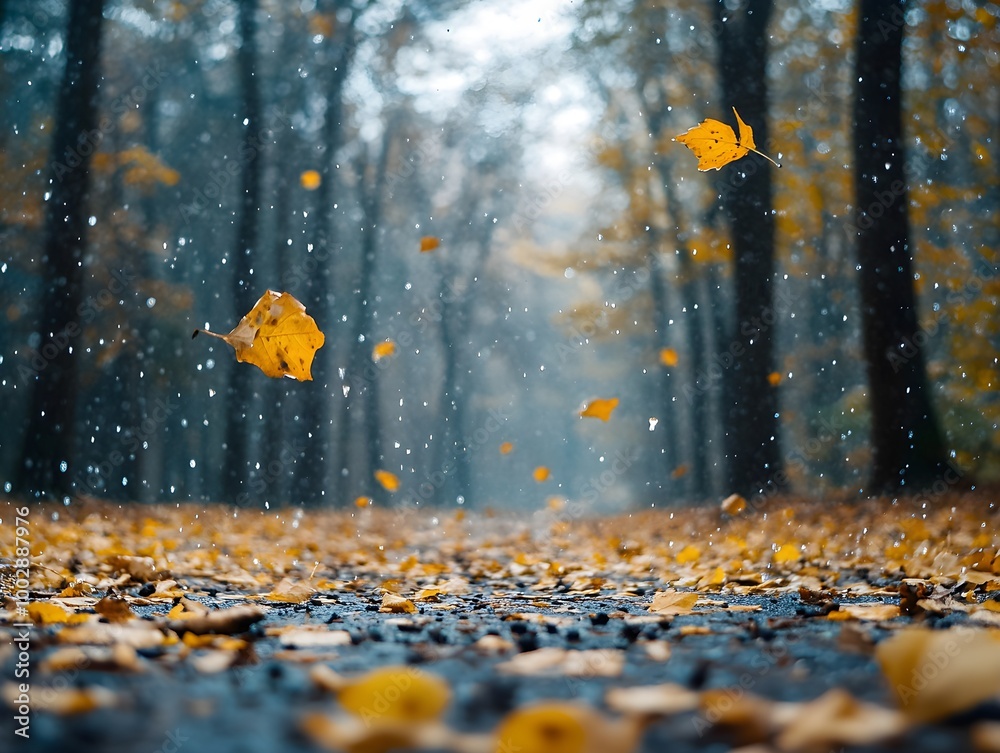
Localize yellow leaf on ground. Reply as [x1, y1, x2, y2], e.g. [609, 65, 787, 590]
[676, 544, 701, 564]
[194, 290, 325, 381]
[649, 590, 699, 616]
[266, 577, 316, 604]
[375, 469, 400, 493]
[28, 602, 76, 625]
[580, 397, 619, 421]
[337, 666, 451, 722]
[876, 627, 1000, 722]
[380, 592, 417, 614]
[721, 493, 747, 516]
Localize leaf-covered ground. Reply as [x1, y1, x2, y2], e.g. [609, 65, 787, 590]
[2, 492, 1000, 752]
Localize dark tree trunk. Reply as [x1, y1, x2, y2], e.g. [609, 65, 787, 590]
[223, 0, 263, 503]
[852, 0, 948, 492]
[297, 12, 358, 506]
[714, 1, 784, 499]
[16, 0, 106, 499]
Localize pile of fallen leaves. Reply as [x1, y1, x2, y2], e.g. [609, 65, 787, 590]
[2, 491, 1000, 752]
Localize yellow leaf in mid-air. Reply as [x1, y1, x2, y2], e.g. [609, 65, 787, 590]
[580, 397, 619, 421]
[768, 371, 783, 386]
[674, 107, 780, 171]
[671, 464, 688, 479]
[372, 340, 396, 362]
[193, 290, 325, 381]
[375, 469, 400, 493]
[533, 466, 551, 483]
[676, 544, 701, 564]
[499, 441, 514, 455]
[354, 496, 371, 508]
[419, 236, 440, 253]
[300, 170, 321, 190]
[659, 347, 679, 367]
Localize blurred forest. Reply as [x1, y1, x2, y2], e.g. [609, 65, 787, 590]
[0, 0, 997, 511]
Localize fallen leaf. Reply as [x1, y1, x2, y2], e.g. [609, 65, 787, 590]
[94, 593, 135, 623]
[676, 544, 701, 564]
[279, 628, 353, 649]
[2, 682, 117, 715]
[721, 493, 748, 516]
[605, 683, 699, 717]
[165, 604, 265, 637]
[494, 701, 642, 753]
[580, 397, 619, 421]
[266, 577, 316, 604]
[775, 688, 906, 750]
[674, 107, 780, 171]
[649, 590, 699, 616]
[876, 627, 1000, 722]
[337, 666, 451, 722]
[28, 602, 82, 625]
[380, 592, 417, 614]
[375, 469, 401, 493]
[194, 290, 325, 381]
[497, 647, 625, 677]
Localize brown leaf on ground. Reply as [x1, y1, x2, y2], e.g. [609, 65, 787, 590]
[649, 590, 699, 615]
[164, 604, 265, 636]
[876, 627, 1000, 722]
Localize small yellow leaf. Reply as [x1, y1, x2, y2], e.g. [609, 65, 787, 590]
[494, 703, 587, 753]
[419, 236, 440, 253]
[300, 170, 322, 190]
[773, 543, 801, 564]
[768, 371, 782, 386]
[28, 602, 73, 625]
[671, 464, 688, 480]
[580, 397, 619, 421]
[533, 466, 551, 483]
[354, 496, 372, 508]
[372, 340, 397, 361]
[659, 347, 679, 367]
[499, 441, 514, 455]
[375, 469, 400, 493]
[721, 493, 748, 516]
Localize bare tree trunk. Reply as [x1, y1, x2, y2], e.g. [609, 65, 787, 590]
[714, 1, 784, 499]
[222, 0, 264, 504]
[852, 0, 947, 492]
[16, 0, 106, 500]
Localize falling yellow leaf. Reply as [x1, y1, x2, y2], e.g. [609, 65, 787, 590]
[580, 397, 619, 421]
[372, 340, 397, 362]
[375, 469, 400, 493]
[674, 107, 780, 171]
[419, 236, 440, 253]
[547, 496, 566, 511]
[659, 347, 679, 367]
[533, 466, 551, 483]
[300, 170, 322, 190]
[773, 543, 801, 564]
[499, 441, 514, 455]
[193, 290, 325, 381]
[670, 464, 688, 480]
[768, 371, 782, 386]
[354, 496, 372, 508]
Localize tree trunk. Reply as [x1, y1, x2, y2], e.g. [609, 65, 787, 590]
[714, 1, 784, 499]
[223, 0, 263, 503]
[852, 0, 948, 492]
[16, 0, 106, 500]
[298, 13, 358, 505]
